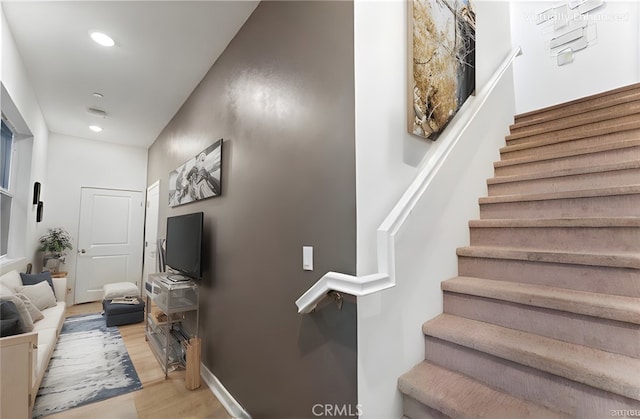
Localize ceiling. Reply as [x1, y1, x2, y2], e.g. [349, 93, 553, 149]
[2, 1, 259, 149]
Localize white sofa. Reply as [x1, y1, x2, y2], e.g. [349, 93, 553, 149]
[0, 269, 67, 419]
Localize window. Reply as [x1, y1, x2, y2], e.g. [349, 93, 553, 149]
[0, 119, 14, 257]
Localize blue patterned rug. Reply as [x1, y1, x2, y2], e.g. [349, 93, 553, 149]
[32, 313, 142, 418]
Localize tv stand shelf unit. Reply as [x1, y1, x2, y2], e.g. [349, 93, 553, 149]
[145, 273, 199, 379]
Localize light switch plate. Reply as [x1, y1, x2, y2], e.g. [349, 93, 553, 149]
[303, 246, 313, 271]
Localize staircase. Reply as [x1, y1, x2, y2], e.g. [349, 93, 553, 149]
[398, 83, 640, 418]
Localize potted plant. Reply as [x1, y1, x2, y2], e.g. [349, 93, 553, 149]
[38, 228, 73, 273]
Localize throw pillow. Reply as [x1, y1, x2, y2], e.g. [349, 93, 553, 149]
[103, 282, 140, 299]
[20, 271, 54, 290]
[0, 295, 34, 332]
[0, 284, 14, 297]
[0, 270, 23, 291]
[0, 300, 24, 337]
[16, 281, 57, 311]
[15, 293, 45, 322]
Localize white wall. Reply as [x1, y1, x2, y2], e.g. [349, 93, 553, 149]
[0, 6, 49, 273]
[354, 1, 514, 417]
[45, 133, 147, 303]
[511, 0, 640, 114]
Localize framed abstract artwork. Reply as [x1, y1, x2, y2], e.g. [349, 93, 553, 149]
[169, 139, 222, 207]
[409, 0, 476, 140]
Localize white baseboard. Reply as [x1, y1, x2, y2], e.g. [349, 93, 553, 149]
[200, 363, 251, 419]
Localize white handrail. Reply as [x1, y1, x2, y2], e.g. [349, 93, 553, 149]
[295, 46, 523, 314]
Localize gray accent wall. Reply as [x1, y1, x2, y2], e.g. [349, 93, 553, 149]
[146, 2, 357, 418]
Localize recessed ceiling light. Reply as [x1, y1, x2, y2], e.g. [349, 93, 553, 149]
[90, 31, 115, 47]
[89, 125, 103, 132]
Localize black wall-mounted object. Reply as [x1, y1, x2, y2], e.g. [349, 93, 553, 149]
[33, 182, 41, 205]
[36, 201, 43, 222]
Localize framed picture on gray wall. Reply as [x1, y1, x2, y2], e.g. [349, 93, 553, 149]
[169, 139, 222, 207]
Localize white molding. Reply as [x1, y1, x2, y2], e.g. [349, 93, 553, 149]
[201, 363, 251, 419]
[295, 46, 523, 315]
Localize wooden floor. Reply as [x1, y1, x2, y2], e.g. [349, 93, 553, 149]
[44, 302, 231, 419]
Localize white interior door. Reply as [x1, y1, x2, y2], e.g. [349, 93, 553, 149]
[75, 187, 144, 304]
[142, 181, 160, 291]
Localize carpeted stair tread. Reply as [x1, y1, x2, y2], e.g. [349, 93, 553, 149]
[479, 185, 640, 205]
[507, 100, 640, 141]
[422, 314, 640, 401]
[505, 113, 640, 147]
[494, 139, 640, 169]
[500, 128, 640, 157]
[468, 217, 640, 228]
[456, 246, 640, 269]
[488, 160, 640, 185]
[442, 276, 640, 324]
[398, 361, 570, 419]
[514, 82, 640, 126]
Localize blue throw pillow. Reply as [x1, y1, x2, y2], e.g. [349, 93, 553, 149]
[20, 271, 54, 291]
[0, 300, 25, 337]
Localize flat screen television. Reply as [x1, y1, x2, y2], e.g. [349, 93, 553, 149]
[165, 212, 203, 281]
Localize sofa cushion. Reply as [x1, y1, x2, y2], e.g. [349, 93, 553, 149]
[0, 300, 24, 337]
[0, 294, 34, 332]
[0, 270, 22, 291]
[20, 271, 54, 291]
[16, 282, 57, 311]
[14, 293, 44, 322]
[34, 303, 66, 332]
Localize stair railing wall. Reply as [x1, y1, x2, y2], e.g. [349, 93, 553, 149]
[295, 47, 522, 315]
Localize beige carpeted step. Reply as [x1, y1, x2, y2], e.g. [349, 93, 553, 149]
[442, 276, 640, 325]
[443, 284, 640, 358]
[500, 127, 640, 160]
[479, 185, 640, 219]
[423, 327, 640, 417]
[456, 246, 640, 297]
[507, 100, 640, 143]
[506, 113, 640, 147]
[422, 315, 640, 402]
[468, 218, 640, 254]
[398, 361, 570, 419]
[487, 161, 640, 196]
[513, 83, 640, 128]
[493, 139, 640, 176]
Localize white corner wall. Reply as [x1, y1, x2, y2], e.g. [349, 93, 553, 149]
[511, 0, 640, 114]
[354, 1, 514, 417]
[0, 6, 49, 273]
[45, 133, 147, 304]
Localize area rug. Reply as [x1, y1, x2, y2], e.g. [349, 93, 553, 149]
[32, 313, 142, 418]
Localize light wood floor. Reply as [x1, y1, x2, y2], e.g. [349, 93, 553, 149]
[44, 302, 231, 419]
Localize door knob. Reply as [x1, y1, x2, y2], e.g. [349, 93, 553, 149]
[80, 249, 86, 254]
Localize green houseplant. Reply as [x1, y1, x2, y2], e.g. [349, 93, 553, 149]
[38, 228, 73, 273]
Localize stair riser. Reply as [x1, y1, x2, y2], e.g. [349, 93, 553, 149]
[443, 292, 640, 358]
[424, 337, 640, 417]
[494, 146, 640, 177]
[508, 101, 640, 141]
[506, 114, 640, 147]
[501, 129, 640, 160]
[469, 226, 640, 254]
[488, 168, 640, 196]
[457, 256, 640, 297]
[403, 395, 450, 419]
[479, 193, 640, 219]
[514, 84, 640, 127]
